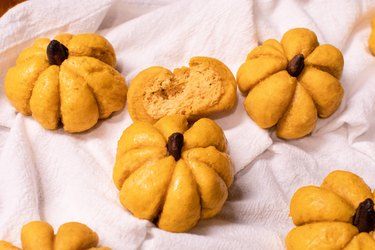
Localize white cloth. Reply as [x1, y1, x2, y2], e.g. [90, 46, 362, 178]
[1, 0, 375, 249]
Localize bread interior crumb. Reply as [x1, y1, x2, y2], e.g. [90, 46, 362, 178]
[143, 63, 224, 119]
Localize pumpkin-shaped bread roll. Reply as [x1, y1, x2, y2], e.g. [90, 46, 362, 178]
[0, 221, 110, 249]
[113, 115, 234, 232]
[127, 57, 237, 123]
[237, 28, 344, 139]
[286, 170, 375, 249]
[5, 33, 127, 133]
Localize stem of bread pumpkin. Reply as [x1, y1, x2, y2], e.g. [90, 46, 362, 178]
[47, 40, 69, 66]
[352, 198, 375, 233]
[167, 133, 184, 161]
[287, 54, 304, 77]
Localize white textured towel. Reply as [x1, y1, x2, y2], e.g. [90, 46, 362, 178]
[1, 0, 375, 249]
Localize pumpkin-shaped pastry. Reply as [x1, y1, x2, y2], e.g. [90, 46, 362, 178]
[286, 170, 375, 249]
[0, 221, 110, 249]
[113, 114, 233, 232]
[5, 33, 127, 133]
[237, 28, 344, 139]
[127, 57, 237, 123]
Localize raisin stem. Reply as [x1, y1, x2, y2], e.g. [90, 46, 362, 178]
[46, 40, 69, 66]
[286, 54, 304, 77]
[167, 133, 184, 161]
[352, 198, 375, 233]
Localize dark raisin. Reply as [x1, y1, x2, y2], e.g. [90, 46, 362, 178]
[352, 198, 375, 233]
[286, 54, 304, 77]
[167, 133, 184, 161]
[46, 40, 69, 66]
